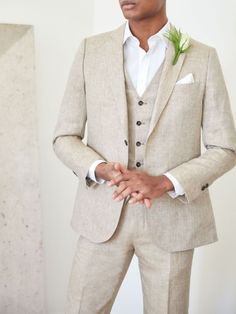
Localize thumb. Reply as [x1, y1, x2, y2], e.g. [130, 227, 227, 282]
[114, 162, 128, 174]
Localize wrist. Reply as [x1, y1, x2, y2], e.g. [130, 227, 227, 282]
[160, 175, 174, 192]
[95, 162, 107, 179]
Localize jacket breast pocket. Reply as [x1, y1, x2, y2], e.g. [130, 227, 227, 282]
[170, 81, 201, 98]
[168, 82, 201, 106]
[167, 82, 202, 118]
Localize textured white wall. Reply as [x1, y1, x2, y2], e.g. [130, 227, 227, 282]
[92, 1, 236, 314]
[0, 1, 95, 314]
[0, 24, 44, 314]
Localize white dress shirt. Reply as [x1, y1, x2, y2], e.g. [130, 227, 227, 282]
[86, 20, 185, 198]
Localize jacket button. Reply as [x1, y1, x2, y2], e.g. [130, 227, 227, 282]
[136, 162, 141, 167]
[205, 183, 209, 188]
[201, 186, 205, 191]
[138, 100, 144, 106]
[136, 121, 142, 126]
[136, 141, 141, 146]
[124, 139, 128, 146]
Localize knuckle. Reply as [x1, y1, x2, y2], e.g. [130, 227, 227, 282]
[113, 177, 118, 183]
[120, 181, 126, 188]
[137, 193, 144, 200]
[121, 191, 127, 198]
[126, 187, 132, 193]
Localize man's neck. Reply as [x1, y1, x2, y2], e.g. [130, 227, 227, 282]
[128, 15, 168, 52]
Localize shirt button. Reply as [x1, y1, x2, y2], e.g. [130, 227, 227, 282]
[136, 162, 141, 167]
[136, 121, 142, 126]
[138, 100, 144, 106]
[136, 141, 141, 146]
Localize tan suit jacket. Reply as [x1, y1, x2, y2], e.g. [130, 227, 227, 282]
[52, 22, 236, 252]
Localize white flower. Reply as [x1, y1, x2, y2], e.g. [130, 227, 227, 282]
[180, 33, 191, 51]
[164, 26, 192, 65]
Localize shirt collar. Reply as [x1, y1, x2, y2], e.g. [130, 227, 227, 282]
[123, 20, 170, 49]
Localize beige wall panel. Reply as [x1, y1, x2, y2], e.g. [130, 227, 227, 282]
[0, 24, 45, 314]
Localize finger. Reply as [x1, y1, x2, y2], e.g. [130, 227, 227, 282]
[141, 198, 150, 204]
[128, 192, 144, 204]
[134, 198, 149, 205]
[129, 192, 139, 203]
[130, 192, 149, 204]
[107, 172, 129, 186]
[112, 181, 127, 199]
[113, 186, 132, 201]
[111, 170, 123, 179]
[114, 162, 128, 174]
[144, 198, 152, 208]
[137, 198, 144, 204]
[131, 191, 139, 197]
[139, 198, 151, 204]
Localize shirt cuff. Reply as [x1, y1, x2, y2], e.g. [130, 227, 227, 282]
[163, 172, 185, 198]
[87, 159, 107, 184]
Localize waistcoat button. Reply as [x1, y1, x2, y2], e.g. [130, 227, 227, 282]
[136, 121, 142, 126]
[136, 162, 141, 167]
[124, 139, 128, 146]
[136, 141, 141, 146]
[138, 100, 144, 106]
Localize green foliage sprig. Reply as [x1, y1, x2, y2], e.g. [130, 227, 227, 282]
[164, 26, 191, 65]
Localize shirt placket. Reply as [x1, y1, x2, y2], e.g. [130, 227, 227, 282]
[137, 48, 149, 97]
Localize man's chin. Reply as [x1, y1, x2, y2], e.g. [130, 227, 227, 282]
[122, 13, 141, 21]
[122, 11, 147, 22]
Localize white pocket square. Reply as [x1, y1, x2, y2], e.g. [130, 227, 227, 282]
[176, 73, 194, 85]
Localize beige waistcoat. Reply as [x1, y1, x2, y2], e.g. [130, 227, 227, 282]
[125, 62, 164, 171]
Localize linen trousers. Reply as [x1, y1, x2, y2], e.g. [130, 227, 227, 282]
[65, 198, 194, 314]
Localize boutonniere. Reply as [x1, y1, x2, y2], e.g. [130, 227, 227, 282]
[164, 26, 191, 65]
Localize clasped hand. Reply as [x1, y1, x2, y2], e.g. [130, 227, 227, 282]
[96, 162, 173, 209]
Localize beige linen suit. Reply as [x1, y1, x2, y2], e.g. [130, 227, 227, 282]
[52, 22, 236, 251]
[52, 22, 236, 313]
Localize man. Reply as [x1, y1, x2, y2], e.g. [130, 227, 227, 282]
[52, 0, 236, 313]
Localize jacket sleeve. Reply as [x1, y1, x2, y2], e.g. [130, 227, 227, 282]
[52, 38, 107, 188]
[167, 47, 236, 204]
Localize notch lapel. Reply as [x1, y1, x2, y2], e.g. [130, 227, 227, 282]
[108, 22, 129, 145]
[146, 40, 186, 142]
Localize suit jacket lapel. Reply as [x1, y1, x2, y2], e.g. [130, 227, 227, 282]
[146, 39, 186, 141]
[108, 22, 129, 145]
